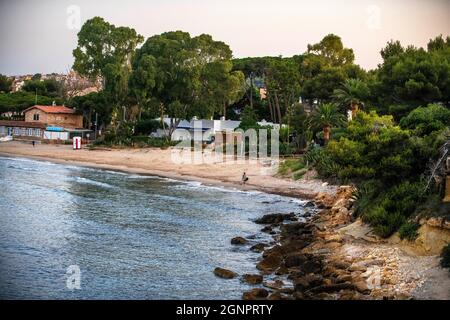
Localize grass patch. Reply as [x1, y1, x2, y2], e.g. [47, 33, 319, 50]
[278, 158, 305, 176]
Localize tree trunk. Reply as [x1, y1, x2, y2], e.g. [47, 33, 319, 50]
[323, 125, 331, 144]
[274, 93, 282, 125]
[351, 102, 358, 119]
[267, 95, 274, 123]
[223, 101, 226, 120]
[249, 75, 254, 109]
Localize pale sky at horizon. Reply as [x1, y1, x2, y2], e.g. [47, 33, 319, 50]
[0, 0, 449, 76]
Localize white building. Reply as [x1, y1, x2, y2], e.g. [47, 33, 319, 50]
[153, 117, 281, 142]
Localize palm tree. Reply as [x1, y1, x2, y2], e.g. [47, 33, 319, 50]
[332, 79, 369, 119]
[309, 103, 346, 144]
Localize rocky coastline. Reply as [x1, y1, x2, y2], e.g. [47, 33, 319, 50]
[214, 186, 450, 300]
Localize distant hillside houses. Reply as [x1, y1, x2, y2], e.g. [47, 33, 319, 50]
[154, 117, 281, 142]
[8, 71, 102, 97]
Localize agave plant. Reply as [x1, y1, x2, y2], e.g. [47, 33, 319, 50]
[308, 103, 346, 144]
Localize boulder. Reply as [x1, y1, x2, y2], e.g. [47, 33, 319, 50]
[336, 274, 352, 283]
[331, 260, 351, 270]
[280, 222, 309, 237]
[242, 274, 263, 285]
[263, 279, 284, 290]
[354, 280, 370, 294]
[242, 288, 269, 300]
[255, 213, 296, 224]
[256, 252, 282, 272]
[231, 236, 248, 245]
[314, 192, 335, 209]
[303, 201, 316, 208]
[213, 267, 237, 279]
[307, 282, 354, 294]
[250, 243, 267, 253]
[275, 266, 289, 275]
[261, 226, 273, 233]
[284, 253, 308, 268]
[267, 292, 282, 300]
[293, 274, 323, 291]
[302, 259, 323, 274]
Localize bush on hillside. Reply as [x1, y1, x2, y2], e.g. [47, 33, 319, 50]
[398, 222, 420, 241]
[400, 103, 450, 136]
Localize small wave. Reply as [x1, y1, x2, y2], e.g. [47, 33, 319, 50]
[6, 165, 39, 172]
[71, 176, 115, 189]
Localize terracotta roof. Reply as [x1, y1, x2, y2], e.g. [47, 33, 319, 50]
[23, 105, 77, 114]
[0, 120, 46, 129]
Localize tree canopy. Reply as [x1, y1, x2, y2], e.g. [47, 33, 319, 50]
[131, 31, 244, 129]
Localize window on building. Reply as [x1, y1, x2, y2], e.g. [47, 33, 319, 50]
[33, 114, 39, 121]
[14, 128, 20, 135]
[27, 128, 33, 136]
[35, 129, 41, 137]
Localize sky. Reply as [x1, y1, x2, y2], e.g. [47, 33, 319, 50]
[0, 0, 449, 76]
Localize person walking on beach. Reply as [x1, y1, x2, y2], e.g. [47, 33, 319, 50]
[242, 171, 249, 185]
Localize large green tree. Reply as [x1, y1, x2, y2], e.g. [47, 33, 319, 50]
[295, 34, 363, 104]
[73, 17, 144, 124]
[374, 37, 450, 119]
[131, 31, 244, 133]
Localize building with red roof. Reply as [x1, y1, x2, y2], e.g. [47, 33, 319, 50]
[0, 105, 86, 140]
[23, 105, 83, 128]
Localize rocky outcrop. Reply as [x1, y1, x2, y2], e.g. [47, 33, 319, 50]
[242, 274, 263, 285]
[250, 243, 267, 252]
[243, 186, 381, 300]
[242, 288, 269, 300]
[255, 213, 297, 224]
[213, 267, 237, 279]
[231, 236, 248, 245]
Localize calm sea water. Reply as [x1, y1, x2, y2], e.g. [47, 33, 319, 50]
[0, 156, 306, 299]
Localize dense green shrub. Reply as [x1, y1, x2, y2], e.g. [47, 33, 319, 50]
[398, 222, 420, 241]
[400, 104, 450, 136]
[307, 111, 446, 237]
[134, 119, 161, 135]
[353, 179, 383, 216]
[441, 244, 450, 270]
[359, 180, 427, 237]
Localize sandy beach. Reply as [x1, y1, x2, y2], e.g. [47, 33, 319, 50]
[0, 141, 336, 199]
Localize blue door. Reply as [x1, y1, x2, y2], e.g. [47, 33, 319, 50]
[7, 127, 12, 136]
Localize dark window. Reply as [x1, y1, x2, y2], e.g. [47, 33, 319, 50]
[33, 114, 39, 121]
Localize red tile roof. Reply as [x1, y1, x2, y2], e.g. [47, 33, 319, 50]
[0, 120, 46, 128]
[23, 105, 77, 114]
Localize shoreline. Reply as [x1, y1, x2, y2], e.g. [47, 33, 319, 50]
[0, 151, 314, 199]
[1, 142, 448, 300]
[0, 141, 337, 200]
